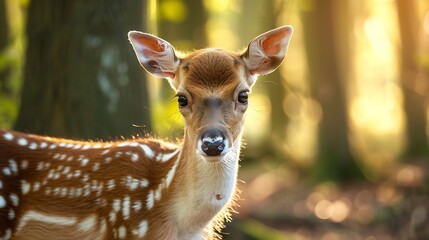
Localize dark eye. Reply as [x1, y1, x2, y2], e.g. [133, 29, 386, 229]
[238, 91, 248, 104]
[177, 95, 188, 107]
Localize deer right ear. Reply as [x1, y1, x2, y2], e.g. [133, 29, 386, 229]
[242, 25, 293, 76]
[128, 31, 179, 79]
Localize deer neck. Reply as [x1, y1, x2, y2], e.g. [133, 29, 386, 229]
[171, 131, 242, 236]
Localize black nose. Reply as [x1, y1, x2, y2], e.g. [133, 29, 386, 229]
[201, 129, 225, 156]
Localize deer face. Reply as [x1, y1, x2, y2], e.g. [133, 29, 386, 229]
[128, 26, 293, 160]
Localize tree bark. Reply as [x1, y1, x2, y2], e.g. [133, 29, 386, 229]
[15, 0, 151, 140]
[301, 0, 362, 181]
[396, 0, 428, 158]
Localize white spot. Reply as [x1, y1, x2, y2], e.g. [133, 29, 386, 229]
[139, 144, 155, 158]
[53, 187, 60, 196]
[53, 172, 60, 180]
[73, 144, 82, 149]
[81, 158, 89, 166]
[8, 159, 18, 174]
[93, 144, 102, 148]
[132, 200, 142, 212]
[82, 144, 91, 150]
[33, 182, 41, 192]
[118, 226, 127, 239]
[165, 158, 179, 188]
[59, 154, 67, 160]
[82, 174, 90, 182]
[43, 162, 51, 170]
[105, 157, 112, 164]
[49, 144, 57, 149]
[45, 187, 52, 195]
[69, 187, 76, 197]
[21, 180, 31, 194]
[16, 210, 78, 232]
[78, 215, 96, 232]
[140, 179, 149, 188]
[106, 179, 115, 191]
[131, 153, 139, 161]
[10, 193, 19, 206]
[36, 161, 44, 171]
[8, 209, 15, 219]
[92, 162, 100, 172]
[29, 142, 38, 150]
[154, 185, 162, 201]
[2, 228, 11, 240]
[21, 160, 29, 170]
[47, 169, 54, 179]
[3, 132, 13, 141]
[109, 211, 116, 223]
[122, 195, 130, 220]
[132, 220, 148, 238]
[101, 149, 110, 155]
[129, 179, 139, 191]
[74, 170, 81, 177]
[146, 190, 154, 210]
[66, 143, 74, 148]
[39, 142, 48, 148]
[60, 188, 68, 197]
[67, 156, 73, 161]
[17, 138, 28, 146]
[83, 186, 91, 196]
[3, 167, 11, 176]
[159, 149, 179, 162]
[58, 142, 66, 147]
[63, 166, 71, 174]
[113, 199, 121, 212]
[118, 142, 139, 147]
[53, 153, 60, 159]
[0, 195, 6, 208]
[76, 188, 83, 197]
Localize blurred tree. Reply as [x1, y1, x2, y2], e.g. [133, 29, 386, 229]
[15, 0, 151, 140]
[301, 0, 363, 181]
[0, 0, 10, 94]
[396, 0, 429, 158]
[264, 1, 289, 157]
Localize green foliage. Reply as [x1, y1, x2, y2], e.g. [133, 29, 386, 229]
[236, 218, 291, 240]
[0, 94, 18, 129]
[159, 0, 187, 22]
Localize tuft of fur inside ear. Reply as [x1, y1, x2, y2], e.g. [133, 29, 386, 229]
[128, 31, 179, 79]
[242, 25, 293, 76]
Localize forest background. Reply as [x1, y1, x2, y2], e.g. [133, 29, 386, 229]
[1, 0, 429, 239]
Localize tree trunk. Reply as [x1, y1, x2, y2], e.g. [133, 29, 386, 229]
[396, 0, 428, 158]
[301, 0, 362, 181]
[0, 0, 10, 94]
[15, 0, 151, 140]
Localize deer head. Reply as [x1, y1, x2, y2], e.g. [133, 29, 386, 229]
[128, 26, 293, 161]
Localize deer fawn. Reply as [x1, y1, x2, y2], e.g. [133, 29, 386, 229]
[0, 26, 293, 239]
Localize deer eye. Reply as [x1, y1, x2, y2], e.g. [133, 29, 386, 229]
[177, 95, 188, 107]
[238, 91, 248, 104]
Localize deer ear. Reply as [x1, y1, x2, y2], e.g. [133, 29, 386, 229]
[242, 25, 293, 76]
[128, 31, 179, 79]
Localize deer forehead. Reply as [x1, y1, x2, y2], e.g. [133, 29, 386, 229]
[178, 49, 247, 94]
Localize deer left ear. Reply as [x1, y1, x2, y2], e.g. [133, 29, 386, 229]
[242, 25, 293, 76]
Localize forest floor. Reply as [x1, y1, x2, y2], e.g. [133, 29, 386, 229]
[223, 159, 429, 240]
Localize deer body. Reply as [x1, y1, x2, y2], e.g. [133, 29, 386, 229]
[0, 26, 292, 239]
